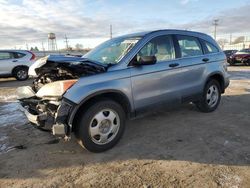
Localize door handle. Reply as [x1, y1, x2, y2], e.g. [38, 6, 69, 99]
[12, 60, 18, 62]
[169, 63, 179, 68]
[202, 58, 209, 62]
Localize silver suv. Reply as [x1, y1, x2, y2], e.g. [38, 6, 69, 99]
[0, 50, 36, 80]
[17, 30, 230, 152]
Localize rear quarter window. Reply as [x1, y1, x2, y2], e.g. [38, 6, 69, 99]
[203, 41, 219, 54]
[13, 52, 26, 58]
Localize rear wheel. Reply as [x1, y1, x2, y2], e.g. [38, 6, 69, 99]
[196, 80, 221, 112]
[75, 99, 126, 152]
[13, 67, 29, 81]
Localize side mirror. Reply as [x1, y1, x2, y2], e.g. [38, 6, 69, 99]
[132, 55, 157, 66]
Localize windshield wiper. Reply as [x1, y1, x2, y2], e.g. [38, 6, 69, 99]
[106, 63, 116, 67]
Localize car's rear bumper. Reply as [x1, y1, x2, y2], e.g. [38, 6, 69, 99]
[224, 77, 230, 89]
[229, 58, 249, 65]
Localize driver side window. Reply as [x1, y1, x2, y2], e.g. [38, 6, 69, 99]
[137, 35, 175, 62]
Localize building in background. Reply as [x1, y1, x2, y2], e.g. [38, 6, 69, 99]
[217, 35, 250, 50]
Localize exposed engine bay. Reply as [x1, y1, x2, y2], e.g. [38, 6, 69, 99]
[31, 55, 107, 91]
[17, 55, 108, 137]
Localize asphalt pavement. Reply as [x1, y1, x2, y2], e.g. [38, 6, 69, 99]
[0, 77, 33, 87]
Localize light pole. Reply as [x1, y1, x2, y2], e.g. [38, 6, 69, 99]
[64, 35, 69, 50]
[213, 19, 219, 40]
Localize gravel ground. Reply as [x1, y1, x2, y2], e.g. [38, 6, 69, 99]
[0, 66, 250, 188]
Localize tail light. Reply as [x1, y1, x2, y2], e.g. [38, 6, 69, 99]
[27, 51, 36, 60]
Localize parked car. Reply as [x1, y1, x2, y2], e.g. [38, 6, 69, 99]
[0, 50, 36, 80]
[17, 30, 230, 152]
[228, 48, 250, 66]
[223, 49, 237, 62]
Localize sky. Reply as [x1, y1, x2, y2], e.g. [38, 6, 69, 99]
[0, 0, 250, 50]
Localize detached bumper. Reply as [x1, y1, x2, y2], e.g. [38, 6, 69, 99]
[19, 104, 47, 125]
[54, 99, 74, 136]
[19, 99, 74, 136]
[17, 86, 74, 136]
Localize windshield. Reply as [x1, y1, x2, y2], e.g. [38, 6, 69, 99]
[83, 37, 141, 64]
[236, 49, 250, 54]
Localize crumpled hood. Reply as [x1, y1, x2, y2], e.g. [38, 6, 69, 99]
[29, 55, 108, 77]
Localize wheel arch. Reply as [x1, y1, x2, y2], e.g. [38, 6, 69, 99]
[69, 90, 134, 131]
[11, 65, 29, 75]
[205, 72, 225, 93]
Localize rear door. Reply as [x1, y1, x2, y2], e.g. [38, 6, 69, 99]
[173, 35, 207, 100]
[12, 51, 28, 66]
[0, 51, 14, 75]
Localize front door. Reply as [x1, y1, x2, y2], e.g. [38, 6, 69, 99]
[130, 35, 185, 114]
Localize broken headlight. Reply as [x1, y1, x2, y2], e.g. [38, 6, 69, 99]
[36, 79, 78, 98]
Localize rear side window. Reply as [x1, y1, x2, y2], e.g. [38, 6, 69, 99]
[138, 35, 175, 62]
[176, 35, 203, 58]
[13, 52, 26, 58]
[0, 52, 12, 60]
[204, 41, 219, 54]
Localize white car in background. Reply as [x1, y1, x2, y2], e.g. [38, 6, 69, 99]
[0, 50, 36, 80]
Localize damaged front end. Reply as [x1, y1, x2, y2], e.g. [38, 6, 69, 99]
[17, 81, 76, 137]
[17, 55, 107, 138]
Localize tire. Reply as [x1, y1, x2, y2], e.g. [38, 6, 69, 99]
[75, 99, 126, 152]
[196, 79, 221, 113]
[13, 67, 29, 81]
[247, 60, 250, 66]
[229, 60, 235, 66]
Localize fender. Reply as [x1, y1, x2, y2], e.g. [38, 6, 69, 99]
[204, 71, 226, 93]
[67, 89, 135, 128]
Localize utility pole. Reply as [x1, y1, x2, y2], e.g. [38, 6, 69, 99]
[110, 24, 113, 39]
[229, 33, 232, 45]
[41, 41, 45, 56]
[213, 19, 219, 40]
[64, 35, 69, 50]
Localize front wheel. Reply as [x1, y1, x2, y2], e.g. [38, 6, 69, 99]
[196, 80, 221, 113]
[75, 100, 126, 152]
